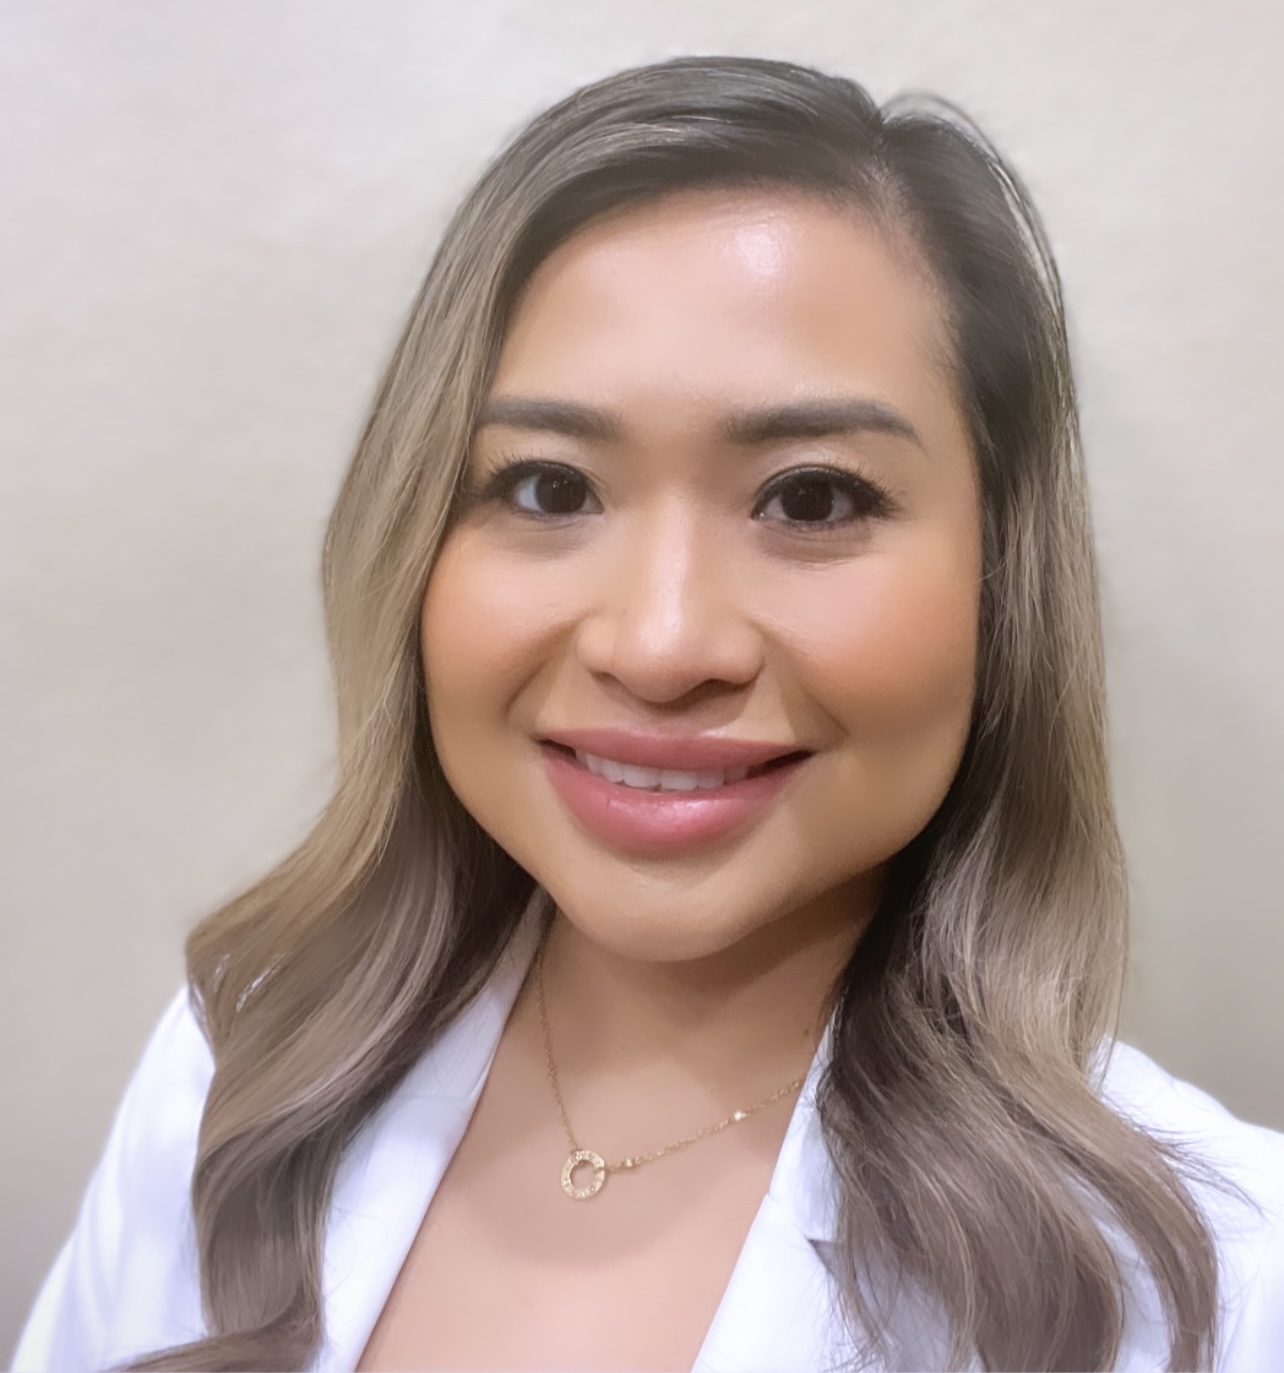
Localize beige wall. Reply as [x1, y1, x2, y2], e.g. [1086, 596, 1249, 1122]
[3, 0, 1281, 1354]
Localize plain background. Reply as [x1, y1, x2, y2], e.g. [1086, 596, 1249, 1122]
[3, 0, 1281, 1355]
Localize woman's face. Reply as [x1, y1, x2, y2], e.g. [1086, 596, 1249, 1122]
[422, 189, 982, 964]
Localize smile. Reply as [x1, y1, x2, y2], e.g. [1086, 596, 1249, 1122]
[539, 741, 811, 856]
[572, 749, 753, 791]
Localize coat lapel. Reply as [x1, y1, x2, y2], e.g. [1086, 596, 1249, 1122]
[691, 1028, 957, 1373]
[692, 1027, 862, 1373]
[313, 908, 546, 1372]
[692, 1189, 853, 1373]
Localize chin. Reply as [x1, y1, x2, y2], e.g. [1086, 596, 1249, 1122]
[537, 854, 872, 970]
[576, 908, 756, 963]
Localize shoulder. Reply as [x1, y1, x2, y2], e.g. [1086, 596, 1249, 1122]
[105, 985, 216, 1168]
[1099, 1040, 1284, 1217]
[1098, 1041, 1284, 1366]
[12, 987, 214, 1372]
[84, 984, 215, 1221]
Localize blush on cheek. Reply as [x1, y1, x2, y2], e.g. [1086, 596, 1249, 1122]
[423, 537, 520, 698]
[799, 547, 978, 712]
[854, 607, 977, 733]
[424, 531, 578, 676]
[421, 545, 494, 780]
[420, 535, 564, 820]
[812, 559, 980, 816]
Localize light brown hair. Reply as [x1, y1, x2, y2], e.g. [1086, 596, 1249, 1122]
[135, 56, 1221, 1371]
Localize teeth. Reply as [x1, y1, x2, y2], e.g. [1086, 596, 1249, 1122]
[597, 756, 626, 784]
[660, 769, 699, 791]
[573, 750, 751, 791]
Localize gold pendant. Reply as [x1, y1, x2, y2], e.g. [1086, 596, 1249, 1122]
[561, 1148, 607, 1199]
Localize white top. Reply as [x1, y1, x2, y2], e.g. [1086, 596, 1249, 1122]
[13, 910, 1284, 1372]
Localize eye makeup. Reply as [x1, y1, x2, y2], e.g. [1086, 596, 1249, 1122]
[463, 454, 899, 531]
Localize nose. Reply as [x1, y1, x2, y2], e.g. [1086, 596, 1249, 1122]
[574, 500, 763, 706]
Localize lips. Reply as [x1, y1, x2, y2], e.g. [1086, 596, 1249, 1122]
[536, 729, 813, 856]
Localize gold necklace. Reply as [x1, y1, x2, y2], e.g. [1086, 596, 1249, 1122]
[535, 936, 807, 1200]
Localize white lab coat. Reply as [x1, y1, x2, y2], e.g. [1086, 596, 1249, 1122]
[13, 908, 1284, 1372]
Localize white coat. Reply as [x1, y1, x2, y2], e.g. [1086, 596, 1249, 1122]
[13, 910, 1284, 1371]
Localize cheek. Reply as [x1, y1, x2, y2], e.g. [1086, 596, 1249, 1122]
[420, 535, 517, 754]
[841, 554, 978, 731]
[420, 529, 569, 783]
[770, 538, 980, 810]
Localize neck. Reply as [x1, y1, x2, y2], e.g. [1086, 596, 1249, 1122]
[534, 876, 879, 1104]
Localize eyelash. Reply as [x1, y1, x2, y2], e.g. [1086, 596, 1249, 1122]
[469, 455, 897, 530]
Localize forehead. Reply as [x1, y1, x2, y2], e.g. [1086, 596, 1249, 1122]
[491, 187, 955, 409]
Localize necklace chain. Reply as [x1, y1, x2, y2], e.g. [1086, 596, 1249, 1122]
[535, 933, 807, 1198]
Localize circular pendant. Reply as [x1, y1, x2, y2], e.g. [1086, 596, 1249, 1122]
[561, 1148, 607, 1200]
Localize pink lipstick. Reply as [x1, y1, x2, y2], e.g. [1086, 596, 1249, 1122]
[537, 729, 811, 857]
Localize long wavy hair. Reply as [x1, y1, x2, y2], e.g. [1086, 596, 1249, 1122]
[135, 56, 1221, 1371]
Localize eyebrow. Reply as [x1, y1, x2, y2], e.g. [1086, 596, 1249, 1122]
[473, 395, 923, 449]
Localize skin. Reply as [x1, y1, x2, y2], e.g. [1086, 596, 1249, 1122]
[359, 188, 983, 1371]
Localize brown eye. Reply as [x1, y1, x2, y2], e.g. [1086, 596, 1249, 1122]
[756, 468, 891, 527]
[490, 461, 600, 516]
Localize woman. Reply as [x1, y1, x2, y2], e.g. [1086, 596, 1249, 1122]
[14, 55, 1284, 1373]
